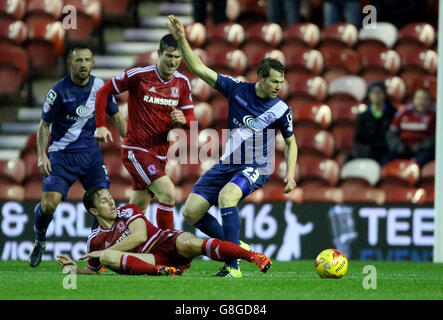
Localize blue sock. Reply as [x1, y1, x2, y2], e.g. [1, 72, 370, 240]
[34, 203, 54, 243]
[220, 206, 241, 269]
[194, 213, 224, 240]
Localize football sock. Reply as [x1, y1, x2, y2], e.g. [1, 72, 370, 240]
[156, 203, 174, 229]
[201, 238, 254, 263]
[34, 203, 54, 243]
[120, 254, 157, 275]
[220, 206, 241, 269]
[194, 213, 225, 240]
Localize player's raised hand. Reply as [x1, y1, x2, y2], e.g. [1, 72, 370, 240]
[94, 126, 113, 143]
[170, 107, 186, 126]
[283, 176, 297, 194]
[57, 255, 77, 268]
[38, 153, 52, 177]
[167, 15, 185, 40]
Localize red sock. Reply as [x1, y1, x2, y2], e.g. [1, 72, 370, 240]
[120, 254, 157, 275]
[156, 203, 174, 229]
[201, 238, 254, 263]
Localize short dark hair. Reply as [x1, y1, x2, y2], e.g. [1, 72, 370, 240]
[159, 34, 178, 54]
[257, 58, 285, 78]
[67, 42, 93, 61]
[83, 186, 107, 213]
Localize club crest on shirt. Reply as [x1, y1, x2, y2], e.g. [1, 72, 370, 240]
[148, 164, 157, 175]
[43, 102, 51, 113]
[116, 220, 126, 232]
[171, 87, 179, 98]
[264, 111, 277, 123]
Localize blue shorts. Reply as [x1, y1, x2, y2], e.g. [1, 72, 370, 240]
[191, 162, 270, 206]
[42, 148, 110, 200]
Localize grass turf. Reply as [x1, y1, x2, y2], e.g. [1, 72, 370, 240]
[1, 259, 443, 300]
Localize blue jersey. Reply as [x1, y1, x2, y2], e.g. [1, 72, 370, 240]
[215, 74, 294, 175]
[41, 75, 119, 153]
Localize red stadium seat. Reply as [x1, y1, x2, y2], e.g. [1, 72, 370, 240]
[0, 19, 28, 44]
[418, 180, 434, 203]
[380, 159, 420, 188]
[22, 153, 40, 182]
[298, 155, 340, 186]
[207, 47, 248, 74]
[165, 160, 183, 185]
[101, 0, 132, 20]
[242, 43, 286, 69]
[319, 23, 358, 50]
[285, 73, 328, 102]
[294, 127, 335, 158]
[400, 73, 436, 101]
[419, 160, 434, 203]
[340, 158, 381, 186]
[189, 76, 213, 102]
[329, 101, 364, 124]
[109, 182, 132, 202]
[396, 23, 435, 52]
[63, 0, 101, 42]
[184, 22, 207, 48]
[359, 48, 401, 75]
[320, 47, 360, 77]
[331, 124, 354, 152]
[361, 74, 407, 104]
[0, 159, 26, 184]
[245, 22, 283, 47]
[194, 102, 215, 129]
[66, 181, 85, 201]
[290, 102, 331, 129]
[383, 187, 426, 204]
[107, 159, 132, 184]
[283, 47, 324, 75]
[207, 22, 244, 47]
[0, 0, 26, 20]
[210, 96, 229, 123]
[398, 48, 437, 75]
[421, 160, 435, 180]
[26, 0, 63, 21]
[0, 183, 25, 200]
[341, 181, 385, 204]
[301, 185, 343, 203]
[282, 23, 321, 48]
[0, 43, 29, 86]
[357, 22, 398, 54]
[134, 50, 158, 67]
[327, 75, 367, 102]
[25, 19, 65, 71]
[99, 127, 122, 155]
[24, 180, 43, 200]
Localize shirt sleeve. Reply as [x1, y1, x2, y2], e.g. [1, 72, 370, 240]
[276, 107, 294, 139]
[41, 87, 61, 122]
[214, 73, 241, 98]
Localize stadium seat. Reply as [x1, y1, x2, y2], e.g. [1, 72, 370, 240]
[24, 180, 42, 200]
[421, 160, 435, 180]
[418, 180, 434, 203]
[329, 101, 365, 124]
[0, 19, 28, 44]
[380, 159, 420, 188]
[110, 182, 132, 202]
[359, 48, 401, 75]
[301, 185, 343, 203]
[341, 179, 385, 204]
[290, 102, 331, 129]
[206, 22, 244, 47]
[282, 23, 321, 48]
[26, 0, 63, 21]
[194, 102, 215, 129]
[245, 22, 283, 47]
[320, 48, 360, 79]
[0, 183, 25, 200]
[134, 50, 158, 67]
[184, 22, 207, 47]
[210, 96, 229, 123]
[285, 73, 328, 102]
[206, 47, 248, 74]
[319, 23, 358, 50]
[22, 152, 40, 182]
[340, 158, 381, 186]
[327, 75, 367, 103]
[0, 0, 25, 20]
[283, 47, 324, 75]
[63, 0, 101, 42]
[298, 155, 340, 186]
[357, 22, 398, 54]
[418, 160, 434, 203]
[0, 159, 26, 184]
[0, 43, 28, 95]
[188, 75, 213, 102]
[397, 48, 437, 75]
[294, 127, 335, 158]
[107, 159, 132, 184]
[383, 187, 426, 204]
[101, 0, 133, 22]
[400, 73, 436, 101]
[395, 23, 435, 54]
[99, 127, 122, 155]
[330, 124, 354, 153]
[25, 19, 65, 71]
[242, 43, 286, 69]
[66, 181, 85, 201]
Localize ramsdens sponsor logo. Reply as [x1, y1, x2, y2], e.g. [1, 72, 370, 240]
[143, 95, 179, 107]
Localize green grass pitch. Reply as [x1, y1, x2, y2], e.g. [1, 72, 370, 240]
[1, 259, 443, 300]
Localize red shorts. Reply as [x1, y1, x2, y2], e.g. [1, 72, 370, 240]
[121, 147, 167, 190]
[150, 230, 193, 273]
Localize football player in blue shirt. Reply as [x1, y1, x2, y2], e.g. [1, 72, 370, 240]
[28, 43, 127, 267]
[168, 16, 298, 277]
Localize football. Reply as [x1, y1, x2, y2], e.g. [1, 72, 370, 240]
[315, 249, 348, 279]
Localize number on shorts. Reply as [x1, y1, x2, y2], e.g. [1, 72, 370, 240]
[242, 167, 259, 183]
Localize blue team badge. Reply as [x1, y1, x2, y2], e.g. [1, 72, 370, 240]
[264, 112, 277, 123]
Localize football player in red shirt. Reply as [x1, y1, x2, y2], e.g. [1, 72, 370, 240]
[93, 34, 196, 230]
[385, 88, 435, 166]
[56, 186, 272, 276]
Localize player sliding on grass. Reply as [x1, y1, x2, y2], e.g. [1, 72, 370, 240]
[167, 16, 298, 277]
[57, 186, 272, 276]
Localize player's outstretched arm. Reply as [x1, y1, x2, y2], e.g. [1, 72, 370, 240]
[36, 119, 52, 177]
[283, 135, 298, 193]
[167, 15, 218, 88]
[57, 255, 100, 275]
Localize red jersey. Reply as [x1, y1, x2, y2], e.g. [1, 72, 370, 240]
[86, 204, 163, 271]
[111, 64, 194, 157]
[390, 104, 436, 147]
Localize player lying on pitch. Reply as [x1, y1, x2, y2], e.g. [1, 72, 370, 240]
[57, 186, 271, 276]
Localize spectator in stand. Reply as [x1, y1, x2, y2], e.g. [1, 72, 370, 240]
[383, 88, 436, 166]
[351, 81, 397, 163]
[267, 0, 302, 26]
[193, 0, 227, 25]
[323, 0, 361, 28]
